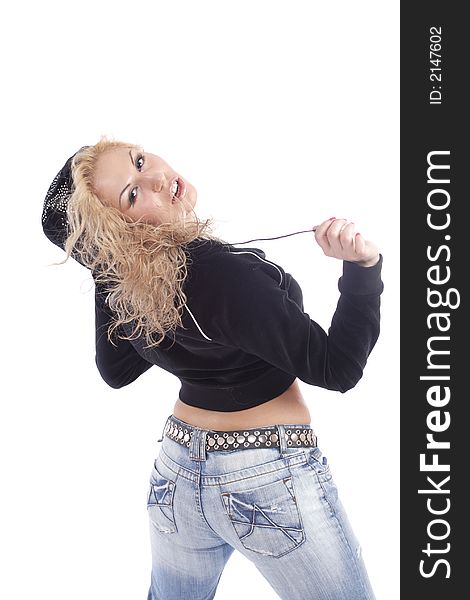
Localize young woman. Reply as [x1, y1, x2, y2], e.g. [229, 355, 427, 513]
[42, 136, 383, 600]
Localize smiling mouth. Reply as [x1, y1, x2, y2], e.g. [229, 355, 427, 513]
[170, 177, 186, 202]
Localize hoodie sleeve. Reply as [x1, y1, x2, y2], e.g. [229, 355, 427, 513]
[94, 284, 153, 389]
[201, 253, 384, 393]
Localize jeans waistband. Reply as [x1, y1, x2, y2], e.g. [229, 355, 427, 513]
[157, 414, 317, 461]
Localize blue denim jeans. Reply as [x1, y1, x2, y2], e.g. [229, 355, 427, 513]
[146, 415, 376, 600]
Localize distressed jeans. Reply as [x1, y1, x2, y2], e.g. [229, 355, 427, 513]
[146, 415, 376, 600]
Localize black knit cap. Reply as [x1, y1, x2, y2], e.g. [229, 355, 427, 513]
[41, 146, 90, 266]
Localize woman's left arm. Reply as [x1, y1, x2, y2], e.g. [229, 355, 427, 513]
[94, 284, 154, 389]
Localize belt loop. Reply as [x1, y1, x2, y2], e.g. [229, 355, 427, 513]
[189, 427, 208, 461]
[276, 424, 288, 457]
[156, 415, 171, 443]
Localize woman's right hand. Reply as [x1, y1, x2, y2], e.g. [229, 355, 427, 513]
[313, 217, 380, 267]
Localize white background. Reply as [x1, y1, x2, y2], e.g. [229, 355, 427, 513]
[1, 1, 399, 598]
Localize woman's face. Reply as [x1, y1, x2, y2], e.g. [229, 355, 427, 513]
[92, 146, 197, 225]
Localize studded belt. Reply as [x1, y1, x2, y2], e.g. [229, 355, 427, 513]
[162, 414, 317, 452]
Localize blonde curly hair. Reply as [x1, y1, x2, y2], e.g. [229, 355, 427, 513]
[55, 135, 227, 349]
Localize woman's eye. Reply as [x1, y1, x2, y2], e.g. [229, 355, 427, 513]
[128, 153, 144, 206]
[129, 187, 138, 206]
[135, 153, 145, 171]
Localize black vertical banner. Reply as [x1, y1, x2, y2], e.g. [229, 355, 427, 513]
[401, 2, 466, 597]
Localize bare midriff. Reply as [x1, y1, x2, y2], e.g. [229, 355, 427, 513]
[172, 379, 311, 431]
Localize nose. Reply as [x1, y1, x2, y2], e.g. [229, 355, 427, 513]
[143, 171, 165, 193]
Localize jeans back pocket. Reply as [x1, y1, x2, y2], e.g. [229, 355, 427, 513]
[220, 475, 305, 558]
[147, 463, 178, 534]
